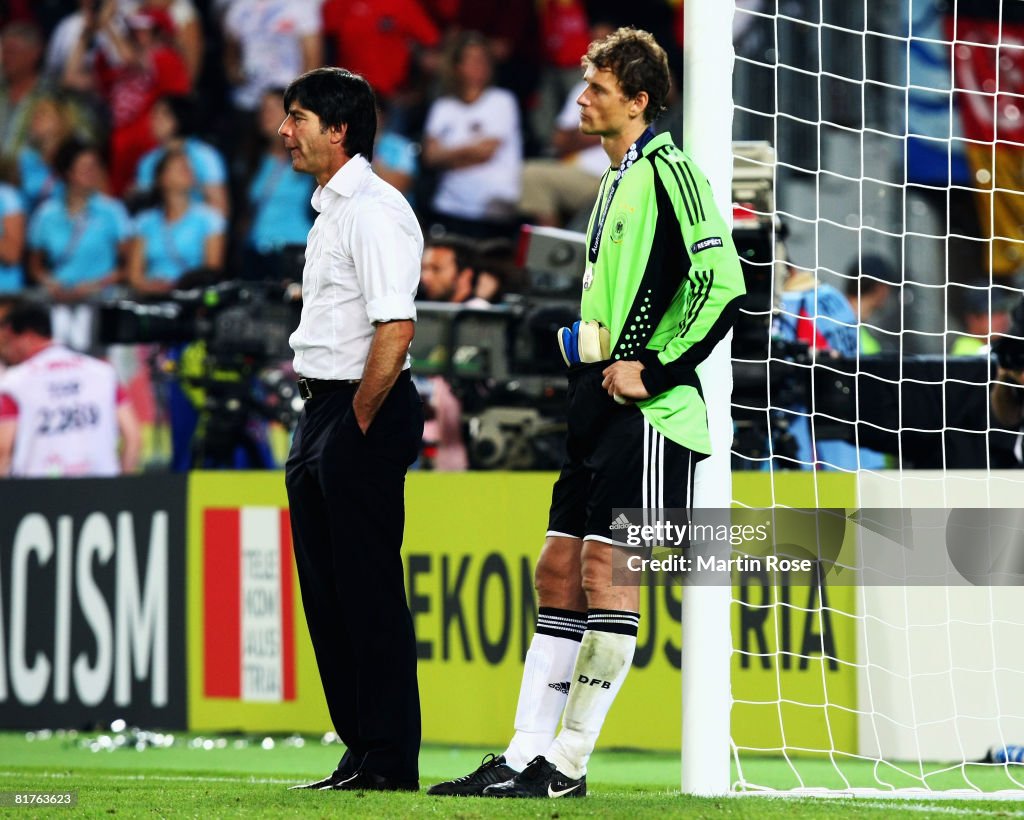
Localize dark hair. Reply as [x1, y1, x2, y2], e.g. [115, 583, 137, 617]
[154, 94, 197, 136]
[53, 137, 100, 180]
[425, 234, 477, 275]
[443, 30, 491, 94]
[1, 20, 43, 47]
[0, 154, 19, 186]
[477, 234, 516, 268]
[1, 299, 51, 338]
[583, 27, 670, 124]
[473, 237, 518, 299]
[283, 67, 377, 161]
[153, 147, 191, 189]
[844, 253, 900, 297]
[846, 277, 884, 299]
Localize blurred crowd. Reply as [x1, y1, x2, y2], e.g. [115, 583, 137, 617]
[0, 0, 686, 306]
[1, 0, 1016, 475]
[0, 0, 688, 473]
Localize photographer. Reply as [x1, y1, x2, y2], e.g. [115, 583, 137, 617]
[419, 234, 492, 306]
[992, 296, 1024, 429]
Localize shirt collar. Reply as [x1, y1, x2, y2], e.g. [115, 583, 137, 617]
[312, 154, 369, 212]
[644, 131, 673, 154]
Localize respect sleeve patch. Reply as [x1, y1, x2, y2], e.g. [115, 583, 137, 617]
[690, 237, 724, 254]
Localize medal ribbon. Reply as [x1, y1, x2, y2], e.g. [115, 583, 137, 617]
[587, 126, 656, 265]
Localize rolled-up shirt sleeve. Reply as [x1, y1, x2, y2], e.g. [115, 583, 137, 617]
[350, 204, 420, 325]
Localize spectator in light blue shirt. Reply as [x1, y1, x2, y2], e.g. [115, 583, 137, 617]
[127, 148, 226, 296]
[127, 147, 228, 472]
[18, 145, 61, 213]
[17, 95, 78, 214]
[26, 139, 132, 301]
[133, 95, 229, 216]
[0, 173, 26, 293]
[373, 102, 419, 206]
[242, 87, 314, 282]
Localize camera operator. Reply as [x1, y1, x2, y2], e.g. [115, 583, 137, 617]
[419, 233, 493, 307]
[992, 296, 1024, 429]
[416, 234, 484, 471]
[771, 254, 857, 469]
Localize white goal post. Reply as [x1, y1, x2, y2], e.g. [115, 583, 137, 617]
[682, 0, 737, 798]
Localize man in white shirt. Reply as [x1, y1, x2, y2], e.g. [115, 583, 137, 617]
[279, 67, 424, 794]
[0, 300, 140, 477]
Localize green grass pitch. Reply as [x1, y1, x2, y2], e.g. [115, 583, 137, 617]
[1, 732, 1022, 818]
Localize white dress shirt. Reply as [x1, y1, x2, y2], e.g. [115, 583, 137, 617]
[289, 154, 422, 381]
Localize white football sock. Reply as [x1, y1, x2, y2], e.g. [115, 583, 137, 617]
[545, 610, 639, 779]
[502, 609, 585, 771]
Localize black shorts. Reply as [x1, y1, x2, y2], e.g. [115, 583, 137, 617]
[547, 362, 698, 544]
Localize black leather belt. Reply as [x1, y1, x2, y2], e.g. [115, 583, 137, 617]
[296, 377, 360, 401]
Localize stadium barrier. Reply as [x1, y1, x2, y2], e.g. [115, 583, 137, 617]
[0, 469, 857, 753]
[186, 471, 860, 751]
[0, 476, 188, 729]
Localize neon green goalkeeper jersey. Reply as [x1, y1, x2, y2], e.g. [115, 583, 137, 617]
[580, 131, 746, 454]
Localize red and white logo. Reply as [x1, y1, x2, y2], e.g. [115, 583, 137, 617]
[203, 507, 296, 702]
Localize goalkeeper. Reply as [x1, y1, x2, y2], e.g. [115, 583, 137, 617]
[429, 27, 746, 799]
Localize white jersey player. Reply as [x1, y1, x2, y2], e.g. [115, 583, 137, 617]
[0, 301, 140, 477]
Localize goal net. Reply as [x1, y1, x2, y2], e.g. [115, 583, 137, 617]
[718, 0, 1024, 797]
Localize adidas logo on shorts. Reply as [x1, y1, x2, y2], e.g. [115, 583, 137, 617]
[609, 513, 631, 530]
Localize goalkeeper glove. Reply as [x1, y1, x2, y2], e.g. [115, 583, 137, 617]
[557, 319, 611, 366]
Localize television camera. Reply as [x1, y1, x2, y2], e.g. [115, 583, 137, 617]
[97, 281, 303, 468]
[410, 227, 585, 470]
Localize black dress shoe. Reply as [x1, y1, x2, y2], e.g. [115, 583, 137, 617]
[330, 770, 419, 792]
[289, 749, 363, 790]
[288, 771, 354, 790]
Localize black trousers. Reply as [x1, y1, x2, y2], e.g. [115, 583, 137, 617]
[285, 370, 424, 781]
